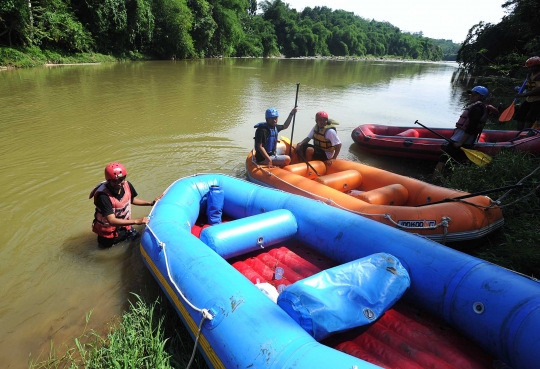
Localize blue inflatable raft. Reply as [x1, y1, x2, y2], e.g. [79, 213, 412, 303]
[141, 174, 540, 369]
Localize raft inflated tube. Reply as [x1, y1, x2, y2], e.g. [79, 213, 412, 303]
[355, 184, 409, 206]
[313, 169, 363, 192]
[200, 209, 298, 259]
[283, 161, 327, 178]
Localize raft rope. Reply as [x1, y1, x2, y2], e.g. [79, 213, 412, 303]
[145, 223, 214, 369]
[252, 156, 450, 235]
[493, 165, 540, 209]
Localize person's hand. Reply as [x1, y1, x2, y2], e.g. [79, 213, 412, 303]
[135, 217, 149, 225]
[326, 159, 334, 165]
[290, 107, 298, 116]
[152, 194, 163, 205]
[294, 144, 301, 152]
[267, 158, 274, 168]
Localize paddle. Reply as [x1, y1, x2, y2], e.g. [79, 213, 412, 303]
[499, 78, 528, 122]
[288, 82, 300, 156]
[281, 136, 321, 176]
[415, 184, 524, 207]
[414, 120, 492, 166]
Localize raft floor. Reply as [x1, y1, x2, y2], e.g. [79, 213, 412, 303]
[192, 224, 495, 369]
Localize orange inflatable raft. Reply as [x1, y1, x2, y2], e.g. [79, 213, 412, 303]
[246, 139, 504, 243]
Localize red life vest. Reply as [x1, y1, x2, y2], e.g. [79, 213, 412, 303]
[90, 181, 132, 238]
[455, 101, 487, 132]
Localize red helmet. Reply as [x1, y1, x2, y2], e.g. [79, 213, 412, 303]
[525, 56, 540, 67]
[104, 162, 128, 180]
[316, 111, 329, 119]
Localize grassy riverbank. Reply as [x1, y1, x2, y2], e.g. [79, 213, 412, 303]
[0, 47, 148, 68]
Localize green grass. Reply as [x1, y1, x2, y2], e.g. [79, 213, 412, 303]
[29, 293, 208, 369]
[0, 47, 145, 68]
[427, 150, 540, 277]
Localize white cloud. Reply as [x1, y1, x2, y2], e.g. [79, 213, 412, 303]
[279, 0, 507, 43]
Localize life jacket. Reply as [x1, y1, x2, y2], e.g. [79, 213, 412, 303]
[525, 71, 540, 102]
[254, 122, 278, 155]
[455, 101, 488, 133]
[90, 181, 132, 238]
[313, 120, 339, 152]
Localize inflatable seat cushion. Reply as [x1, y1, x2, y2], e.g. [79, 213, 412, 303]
[353, 184, 408, 206]
[313, 170, 362, 192]
[396, 129, 420, 138]
[283, 161, 327, 178]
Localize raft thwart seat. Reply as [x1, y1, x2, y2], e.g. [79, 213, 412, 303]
[313, 170, 362, 192]
[352, 184, 409, 206]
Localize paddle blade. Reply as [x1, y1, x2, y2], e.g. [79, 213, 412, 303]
[461, 147, 492, 166]
[498, 101, 515, 122]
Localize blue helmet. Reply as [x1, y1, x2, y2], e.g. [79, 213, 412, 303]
[468, 86, 489, 99]
[265, 108, 279, 119]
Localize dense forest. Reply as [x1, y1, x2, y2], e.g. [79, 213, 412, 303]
[458, 0, 539, 77]
[0, 0, 445, 62]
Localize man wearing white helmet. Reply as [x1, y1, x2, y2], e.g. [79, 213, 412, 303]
[435, 86, 489, 173]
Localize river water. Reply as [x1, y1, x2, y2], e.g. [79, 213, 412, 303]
[0, 58, 468, 366]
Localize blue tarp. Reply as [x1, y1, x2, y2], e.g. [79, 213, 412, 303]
[277, 253, 410, 340]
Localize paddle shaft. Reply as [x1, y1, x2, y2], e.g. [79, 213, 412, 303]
[288, 83, 300, 156]
[297, 149, 321, 176]
[414, 120, 453, 143]
[415, 184, 524, 207]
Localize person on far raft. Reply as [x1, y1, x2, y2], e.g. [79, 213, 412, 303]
[434, 86, 489, 174]
[89, 162, 161, 248]
[514, 56, 540, 130]
[254, 106, 298, 168]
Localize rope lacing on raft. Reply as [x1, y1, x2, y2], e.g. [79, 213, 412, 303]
[145, 222, 214, 369]
[253, 158, 451, 236]
[493, 165, 540, 209]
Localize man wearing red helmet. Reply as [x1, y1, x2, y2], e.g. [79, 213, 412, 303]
[515, 56, 540, 130]
[89, 162, 161, 248]
[295, 111, 342, 164]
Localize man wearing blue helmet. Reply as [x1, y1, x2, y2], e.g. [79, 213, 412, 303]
[254, 106, 298, 167]
[435, 86, 489, 173]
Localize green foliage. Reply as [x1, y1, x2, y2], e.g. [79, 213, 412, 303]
[429, 38, 460, 61]
[28, 294, 208, 369]
[2, 0, 446, 63]
[458, 1, 540, 76]
[434, 151, 540, 277]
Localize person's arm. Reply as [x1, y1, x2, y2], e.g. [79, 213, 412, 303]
[295, 127, 314, 151]
[106, 214, 149, 225]
[331, 143, 342, 160]
[326, 129, 342, 162]
[282, 107, 298, 129]
[517, 74, 540, 98]
[132, 194, 162, 206]
[256, 142, 273, 166]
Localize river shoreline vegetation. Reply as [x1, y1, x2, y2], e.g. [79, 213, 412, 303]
[18, 1, 540, 368]
[2, 0, 452, 68]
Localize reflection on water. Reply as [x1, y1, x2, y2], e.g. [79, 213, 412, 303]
[0, 59, 464, 365]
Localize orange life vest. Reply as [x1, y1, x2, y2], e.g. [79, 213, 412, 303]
[90, 181, 132, 238]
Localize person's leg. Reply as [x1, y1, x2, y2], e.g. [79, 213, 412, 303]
[515, 102, 531, 131]
[524, 101, 540, 130]
[305, 147, 315, 161]
[97, 228, 128, 248]
[312, 147, 329, 161]
[271, 154, 291, 167]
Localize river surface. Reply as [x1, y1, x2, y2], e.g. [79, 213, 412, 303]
[0, 58, 469, 366]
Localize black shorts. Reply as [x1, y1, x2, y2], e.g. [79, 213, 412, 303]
[300, 144, 329, 161]
[97, 228, 129, 248]
[515, 100, 540, 123]
[439, 142, 469, 164]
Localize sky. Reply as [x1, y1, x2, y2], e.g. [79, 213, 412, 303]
[280, 0, 508, 44]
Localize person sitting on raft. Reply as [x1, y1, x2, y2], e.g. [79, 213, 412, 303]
[295, 111, 342, 165]
[254, 107, 298, 168]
